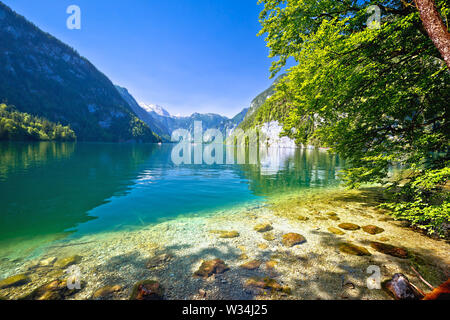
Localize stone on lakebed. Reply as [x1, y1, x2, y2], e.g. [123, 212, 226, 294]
[254, 223, 273, 233]
[328, 227, 345, 235]
[338, 223, 361, 231]
[54, 255, 82, 268]
[370, 242, 409, 259]
[0, 273, 30, 289]
[362, 225, 385, 235]
[263, 232, 276, 241]
[240, 260, 262, 270]
[339, 243, 371, 256]
[194, 259, 230, 278]
[93, 285, 122, 299]
[129, 280, 164, 300]
[282, 233, 306, 247]
[209, 230, 240, 238]
[21, 279, 83, 300]
[146, 253, 173, 269]
[245, 277, 291, 295]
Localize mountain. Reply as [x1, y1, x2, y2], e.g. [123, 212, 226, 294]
[115, 86, 170, 141]
[139, 103, 171, 118]
[238, 74, 286, 130]
[0, 2, 159, 142]
[116, 84, 249, 140]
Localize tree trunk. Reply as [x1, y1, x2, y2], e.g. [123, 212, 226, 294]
[414, 0, 450, 69]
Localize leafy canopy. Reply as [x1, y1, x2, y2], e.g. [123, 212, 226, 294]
[257, 0, 449, 235]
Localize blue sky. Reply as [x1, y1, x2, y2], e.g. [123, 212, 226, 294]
[3, 0, 289, 117]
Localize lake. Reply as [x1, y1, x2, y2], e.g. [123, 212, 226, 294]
[0, 142, 343, 257]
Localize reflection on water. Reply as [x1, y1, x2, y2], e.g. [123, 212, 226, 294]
[0, 142, 345, 255]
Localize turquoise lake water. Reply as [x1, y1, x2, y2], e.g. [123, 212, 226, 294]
[0, 142, 344, 251]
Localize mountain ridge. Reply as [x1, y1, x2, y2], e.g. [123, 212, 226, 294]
[0, 1, 159, 142]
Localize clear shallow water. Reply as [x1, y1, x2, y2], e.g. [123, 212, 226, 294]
[0, 142, 345, 254]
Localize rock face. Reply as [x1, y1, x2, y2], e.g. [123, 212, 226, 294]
[194, 259, 230, 278]
[338, 223, 361, 231]
[282, 233, 306, 247]
[370, 242, 409, 259]
[55, 255, 82, 268]
[362, 225, 385, 235]
[383, 274, 423, 300]
[339, 243, 371, 256]
[254, 223, 273, 233]
[129, 280, 164, 300]
[0, 274, 30, 289]
[0, 2, 159, 142]
[328, 227, 345, 235]
[240, 260, 262, 270]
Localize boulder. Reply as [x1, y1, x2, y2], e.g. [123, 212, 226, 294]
[129, 280, 164, 300]
[339, 243, 371, 256]
[93, 285, 122, 299]
[55, 255, 82, 268]
[338, 223, 360, 231]
[328, 227, 345, 235]
[194, 259, 229, 278]
[0, 274, 30, 289]
[383, 274, 423, 300]
[240, 260, 262, 270]
[370, 242, 409, 259]
[282, 233, 306, 247]
[254, 223, 273, 233]
[362, 225, 385, 235]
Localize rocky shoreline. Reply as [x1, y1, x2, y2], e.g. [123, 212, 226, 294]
[0, 187, 449, 300]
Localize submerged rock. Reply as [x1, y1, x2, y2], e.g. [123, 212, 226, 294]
[146, 253, 173, 269]
[265, 261, 278, 269]
[282, 233, 306, 247]
[0, 273, 30, 289]
[258, 243, 269, 250]
[239, 253, 249, 260]
[339, 243, 371, 256]
[39, 257, 57, 267]
[240, 260, 262, 270]
[262, 232, 276, 241]
[129, 280, 164, 300]
[22, 279, 83, 300]
[93, 285, 122, 299]
[370, 242, 409, 259]
[328, 227, 345, 235]
[362, 225, 385, 235]
[210, 230, 240, 238]
[338, 223, 360, 231]
[194, 259, 229, 278]
[254, 223, 273, 233]
[245, 277, 291, 295]
[55, 255, 82, 268]
[383, 274, 423, 300]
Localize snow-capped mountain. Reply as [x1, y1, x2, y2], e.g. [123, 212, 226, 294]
[138, 103, 171, 118]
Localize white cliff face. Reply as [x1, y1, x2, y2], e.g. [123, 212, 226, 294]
[259, 121, 297, 148]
